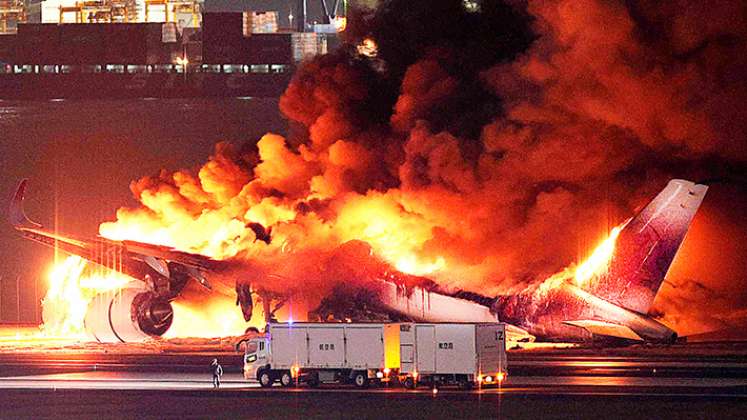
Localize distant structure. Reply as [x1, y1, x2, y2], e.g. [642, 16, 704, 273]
[0, 0, 25, 34]
[23, 0, 202, 27]
[204, 0, 355, 33]
[0, 1, 351, 98]
[1, 1, 366, 34]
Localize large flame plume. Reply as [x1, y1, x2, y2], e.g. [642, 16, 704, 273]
[573, 225, 624, 288]
[42, 256, 131, 337]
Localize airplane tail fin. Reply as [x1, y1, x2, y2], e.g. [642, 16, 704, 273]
[9, 179, 42, 230]
[589, 179, 708, 314]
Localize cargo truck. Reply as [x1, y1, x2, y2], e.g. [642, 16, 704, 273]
[241, 322, 395, 388]
[240, 322, 506, 389]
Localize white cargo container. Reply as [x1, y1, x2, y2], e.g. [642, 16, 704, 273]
[241, 322, 396, 388]
[391, 323, 507, 389]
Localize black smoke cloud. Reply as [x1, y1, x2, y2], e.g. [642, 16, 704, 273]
[276, 0, 747, 331]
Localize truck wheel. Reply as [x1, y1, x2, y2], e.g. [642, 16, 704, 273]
[306, 373, 320, 388]
[280, 371, 294, 388]
[353, 372, 369, 388]
[258, 370, 273, 388]
[458, 380, 474, 391]
[404, 377, 416, 389]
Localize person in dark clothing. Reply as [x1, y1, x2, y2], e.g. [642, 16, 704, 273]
[211, 358, 223, 388]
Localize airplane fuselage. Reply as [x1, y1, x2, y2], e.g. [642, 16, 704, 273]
[493, 280, 676, 342]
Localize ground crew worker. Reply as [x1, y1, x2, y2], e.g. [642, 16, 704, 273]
[211, 358, 223, 389]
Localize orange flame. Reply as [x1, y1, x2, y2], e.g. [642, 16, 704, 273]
[357, 38, 378, 57]
[42, 256, 131, 337]
[573, 224, 623, 287]
[165, 299, 258, 339]
[41, 256, 263, 339]
[532, 222, 626, 298]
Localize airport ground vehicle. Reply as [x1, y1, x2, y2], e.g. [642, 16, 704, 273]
[240, 322, 506, 389]
[241, 322, 395, 388]
[392, 323, 507, 389]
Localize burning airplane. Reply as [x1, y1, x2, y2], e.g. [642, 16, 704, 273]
[10, 178, 707, 344]
[494, 179, 709, 342]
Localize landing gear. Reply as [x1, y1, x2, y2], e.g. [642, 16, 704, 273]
[306, 372, 320, 388]
[458, 380, 474, 390]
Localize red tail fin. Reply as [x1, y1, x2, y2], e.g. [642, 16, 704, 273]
[589, 179, 708, 314]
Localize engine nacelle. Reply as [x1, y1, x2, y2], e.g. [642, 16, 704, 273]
[84, 286, 174, 343]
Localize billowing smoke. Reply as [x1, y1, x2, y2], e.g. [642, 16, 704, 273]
[99, 0, 747, 334]
[650, 279, 747, 336]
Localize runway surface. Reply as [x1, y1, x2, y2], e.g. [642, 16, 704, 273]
[1, 370, 746, 395]
[0, 383, 745, 419]
[1, 349, 746, 418]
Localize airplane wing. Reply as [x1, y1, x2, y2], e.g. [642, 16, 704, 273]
[562, 319, 643, 341]
[9, 179, 217, 293]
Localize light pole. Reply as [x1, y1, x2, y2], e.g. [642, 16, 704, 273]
[34, 275, 38, 324]
[16, 275, 20, 323]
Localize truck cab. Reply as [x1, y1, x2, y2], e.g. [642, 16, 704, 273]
[242, 337, 270, 381]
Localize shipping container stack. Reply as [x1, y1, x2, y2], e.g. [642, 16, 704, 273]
[0, 0, 25, 34]
[0, 1, 339, 87]
[291, 32, 326, 63]
[7, 22, 177, 65]
[242, 10, 278, 36]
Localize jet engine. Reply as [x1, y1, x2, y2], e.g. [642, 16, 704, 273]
[83, 286, 174, 343]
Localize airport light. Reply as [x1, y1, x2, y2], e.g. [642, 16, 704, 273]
[175, 56, 189, 82]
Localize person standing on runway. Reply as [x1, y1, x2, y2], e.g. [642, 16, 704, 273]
[211, 358, 223, 389]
